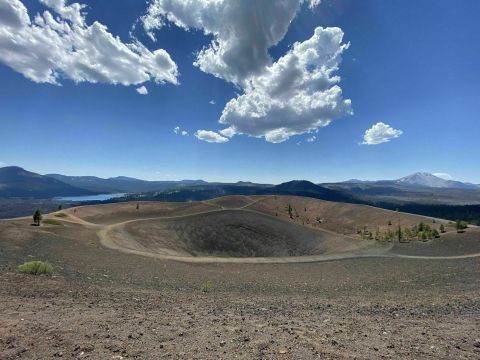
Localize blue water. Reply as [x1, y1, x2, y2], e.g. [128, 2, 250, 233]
[54, 193, 126, 202]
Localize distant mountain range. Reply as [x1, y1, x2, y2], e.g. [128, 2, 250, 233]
[137, 180, 357, 204]
[0, 166, 94, 198]
[325, 173, 480, 205]
[46, 173, 208, 194]
[0, 166, 478, 206]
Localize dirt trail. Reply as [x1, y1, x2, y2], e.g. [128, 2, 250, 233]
[98, 220, 480, 264]
[95, 198, 480, 264]
[12, 198, 479, 264]
[50, 212, 102, 228]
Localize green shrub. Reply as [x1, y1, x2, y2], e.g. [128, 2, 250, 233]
[54, 212, 68, 218]
[456, 220, 468, 233]
[201, 280, 212, 293]
[18, 261, 53, 275]
[42, 219, 62, 226]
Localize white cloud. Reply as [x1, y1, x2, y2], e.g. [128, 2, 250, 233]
[39, 0, 85, 26]
[433, 172, 453, 180]
[218, 27, 352, 143]
[308, 0, 321, 9]
[141, 0, 319, 86]
[194, 130, 229, 143]
[141, 1, 349, 144]
[136, 85, 148, 95]
[362, 122, 403, 145]
[0, 162, 5, 167]
[209, 100, 215, 105]
[0, 0, 179, 86]
[306, 135, 316, 142]
[219, 127, 235, 138]
[173, 126, 188, 136]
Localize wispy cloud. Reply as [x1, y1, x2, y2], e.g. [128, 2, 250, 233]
[433, 172, 452, 180]
[195, 130, 229, 143]
[173, 126, 188, 136]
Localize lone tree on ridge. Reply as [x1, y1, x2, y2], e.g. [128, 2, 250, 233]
[33, 209, 42, 226]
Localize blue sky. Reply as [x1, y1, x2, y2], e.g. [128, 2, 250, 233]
[0, 0, 479, 184]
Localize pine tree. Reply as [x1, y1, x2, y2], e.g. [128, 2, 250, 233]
[33, 209, 42, 226]
[286, 203, 293, 219]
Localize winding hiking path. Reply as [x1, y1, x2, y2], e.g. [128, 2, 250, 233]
[88, 199, 480, 264]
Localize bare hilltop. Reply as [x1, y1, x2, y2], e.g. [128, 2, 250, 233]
[1, 195, 479, 359]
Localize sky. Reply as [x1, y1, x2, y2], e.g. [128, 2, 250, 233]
[0, 0, 479, 184]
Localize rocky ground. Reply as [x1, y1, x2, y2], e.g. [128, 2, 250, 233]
[1, 198, 479, 359]
[1, 256, 479, 359]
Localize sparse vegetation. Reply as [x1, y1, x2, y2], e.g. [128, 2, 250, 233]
[2, 195, 480, 359]
[33, 209, 42, 226]
[456, 220, 468, 233]
[18, 261, 53, 275]
[54, 212, 68, 218]
[43, 219, 62, 226]
[286, 203, 293, 219]
[201, 280, 212, 293]
[359, 221, 446, 242]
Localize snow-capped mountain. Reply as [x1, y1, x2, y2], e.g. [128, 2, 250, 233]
[395, 172, 478, 189]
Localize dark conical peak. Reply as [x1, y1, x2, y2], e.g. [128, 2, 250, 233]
[274, 180, 318, 190]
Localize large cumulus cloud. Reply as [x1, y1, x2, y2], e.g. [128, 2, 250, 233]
[0, 0, 178, 86]
[142, 0, 319, 86]
[219, 27, 352, 143]
[142, 0, 352, 143]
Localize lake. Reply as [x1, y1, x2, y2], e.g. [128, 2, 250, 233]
[54, 193, 126, 202]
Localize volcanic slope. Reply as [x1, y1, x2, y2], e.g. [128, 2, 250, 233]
[1, 195, 480, 359]
[49, 195, 480, 263]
